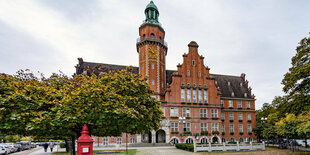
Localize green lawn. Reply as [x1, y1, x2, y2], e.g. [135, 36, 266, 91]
[54, 149, 136, 155]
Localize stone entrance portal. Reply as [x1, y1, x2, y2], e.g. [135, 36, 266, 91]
[156, 129, 166, 143]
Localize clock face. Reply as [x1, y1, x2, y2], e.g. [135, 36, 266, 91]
[148, 47, 158, 58]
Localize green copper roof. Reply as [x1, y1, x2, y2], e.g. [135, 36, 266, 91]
[146, 1, 158, 11]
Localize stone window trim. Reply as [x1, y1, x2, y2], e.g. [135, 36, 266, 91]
[192, 84, 197, 89]
[181, 83, 185, 88]
[198, 85, 203, 90]
[204, 85, 208, 90]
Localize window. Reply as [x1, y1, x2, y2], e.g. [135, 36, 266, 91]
[192, 89, 197, 102]
[200, 109, 207, 117]
[162, 82, 163, 88]
[248, 125, 252, 132]
[239, 138, 244, 143]
[170, 138, 179, 144]
[152, 80, 154, 85]
[211, 109, 218, 118]
[152, 64, 154, 69]
[103, 138, 108, 145]
[181, 88, 185, 102]
[142, 64, 144, 71]
[130, 138, 135, 144]
[186, 138, 193, 144]
[201, 138, 208, 143]
[246, 101, 250, 108]
[239, 125, 243, 132]
[187, 89, 191, 102]
[240, 83, 243, 87]
[161, 107, 165, 116]
[212, 123, 219, 131]
[198, 72, 201, 77]
[222, 138, 226, 143]
[198, 90, 202, 103]
[183, 123, 190, 132]
[117, 138, 122, 144]
[221, 112, 224, 120]
[228, 81, 230, 86]
[238, 100, 242, 108]
[238, 113, 242, 120]
[182, 108, 190, 117]
[231, 92, 234, 97]
[244, 93, 247, 98]
[229, 112, 234, 120]
[187, 70, 190, 76]
[229, 138, 235, 142]
[220, 100, 224, 107]
[171, 122, 178, 132]
[142, 51, 144, 56]
[159, 36, 162, 41]
[247, 113, 251, 120]
[150, 33, 155, 40]
[192, 60, 195, 66]
[161, 66, 163, 72]
[201, 123, 208, 131]
[229, 100, 233, 108]
[248, 137, 253, 142]
[230, 124, 234, 132]
[170, 108, 178, 117]
[204, 89, 208, 103]
[222, 124, 225, 132]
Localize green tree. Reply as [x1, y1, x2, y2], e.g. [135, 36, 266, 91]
[281, 33, 310, 115]
[296, 112, 310, 148]
[0, 68, 162, 155]
[262, 123, 277, 145]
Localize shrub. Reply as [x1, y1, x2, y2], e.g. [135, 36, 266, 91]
[230, 132, 234, 135]
[248, 132, 252, 135]
[175, 143, 194, 152]
[59, 142, 66, 148]
[212, 117, 219, 120]
[222, 132, 225, 135]
[229, 107, 233, 109]
[170, 116, 178, 119]
[229, 120, 234, 122]
[181, 102, 186, 104]
[171, 131, 179, 134]
[186, 116, 191, 119]
[200, 117, 208, 119]
[239, 120, 243, 122]
[247, 120, 252, 123]
[239, 132, 244, 135]
[184, 131, 191, 134]
[192, 102, 197, 104]
[212, 131, 219, 135]
[200, 131, 208, 134]
[160, 101, 167, 104]
[228, 141, 237, 144]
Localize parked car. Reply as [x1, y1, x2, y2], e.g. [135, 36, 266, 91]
[0, 145, 8, 155]
[6, 144, 17, 153]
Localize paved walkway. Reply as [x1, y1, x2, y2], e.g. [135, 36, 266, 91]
[136, 147, 195, 155]
[12, 146, 59, 155]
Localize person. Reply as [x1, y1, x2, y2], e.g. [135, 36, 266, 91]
[43, 143, 48, 152]
[50, 142, 54, 152]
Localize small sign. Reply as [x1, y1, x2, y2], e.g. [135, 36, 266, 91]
[82, 147, 89, 153]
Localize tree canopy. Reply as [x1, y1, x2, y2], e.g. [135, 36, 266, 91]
[0, 68, 162, 140]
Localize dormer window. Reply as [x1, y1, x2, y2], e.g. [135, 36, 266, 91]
[228, 82, 230, 86]
[198, 72, 201, 77]
[181, 83, 185, 88]
[240, 83, 243, 87]
[192, 60, 195, 66]
[143, 34, 146, 40]
[159, 36, 162, 42]
[231, 92, 234, 97]
[187, 70, 190, 76]
[215, 81, 218, 85]
[244, 93, 247, 98]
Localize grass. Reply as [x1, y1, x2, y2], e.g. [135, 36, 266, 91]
[198, 147, 310, 154]
[54, 149, 136, 155]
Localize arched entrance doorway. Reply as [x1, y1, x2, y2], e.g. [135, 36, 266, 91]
[156, 129, 166, 143]
[170, 138, 179, 145]
[212, 137, 219, 143]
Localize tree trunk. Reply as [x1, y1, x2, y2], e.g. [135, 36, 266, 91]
[65, 139, 69, 152]
[305, 136, 308, 148]
[72, 136, 76, 155]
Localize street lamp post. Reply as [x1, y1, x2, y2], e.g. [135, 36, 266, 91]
[179, 117, 186, 143]
[261, 117, 267, 144]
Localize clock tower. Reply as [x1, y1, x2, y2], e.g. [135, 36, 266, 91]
[136, 1, 168, 100]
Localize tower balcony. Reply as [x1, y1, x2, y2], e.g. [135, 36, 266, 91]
[136, 36, 168, 48]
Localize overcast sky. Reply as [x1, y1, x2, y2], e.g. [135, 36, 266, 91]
[0, 0, 309, 110]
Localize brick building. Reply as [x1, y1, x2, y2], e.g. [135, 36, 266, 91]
[76, 1, 256, 145]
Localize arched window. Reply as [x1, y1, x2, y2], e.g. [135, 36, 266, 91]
[200, 138, 208, 144]
[247, 137, 253, 142]
[229, 137, 235, 142]
[186, 138, 193, 144]
[159, 36, 162, 42]
[222, 138, 226, 143]
[150, 33, 155, 40]
[239, 137, 244, 143]
[170, 138, 179, 144]
[143, 34, 146, 40]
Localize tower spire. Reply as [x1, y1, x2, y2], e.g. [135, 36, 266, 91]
[145, 1, 159, 23]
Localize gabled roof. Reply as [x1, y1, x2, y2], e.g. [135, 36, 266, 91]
[75, 59, 253, 99]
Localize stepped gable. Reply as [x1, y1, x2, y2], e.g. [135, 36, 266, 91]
[211, 74, 252, 99]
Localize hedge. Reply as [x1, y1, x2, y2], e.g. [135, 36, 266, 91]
[175, 143, 194, 152]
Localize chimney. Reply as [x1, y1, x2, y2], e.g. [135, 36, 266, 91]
[241, 73, 245, 80]
[78, 57, 84, 64]
[245, 80, 248, 87]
